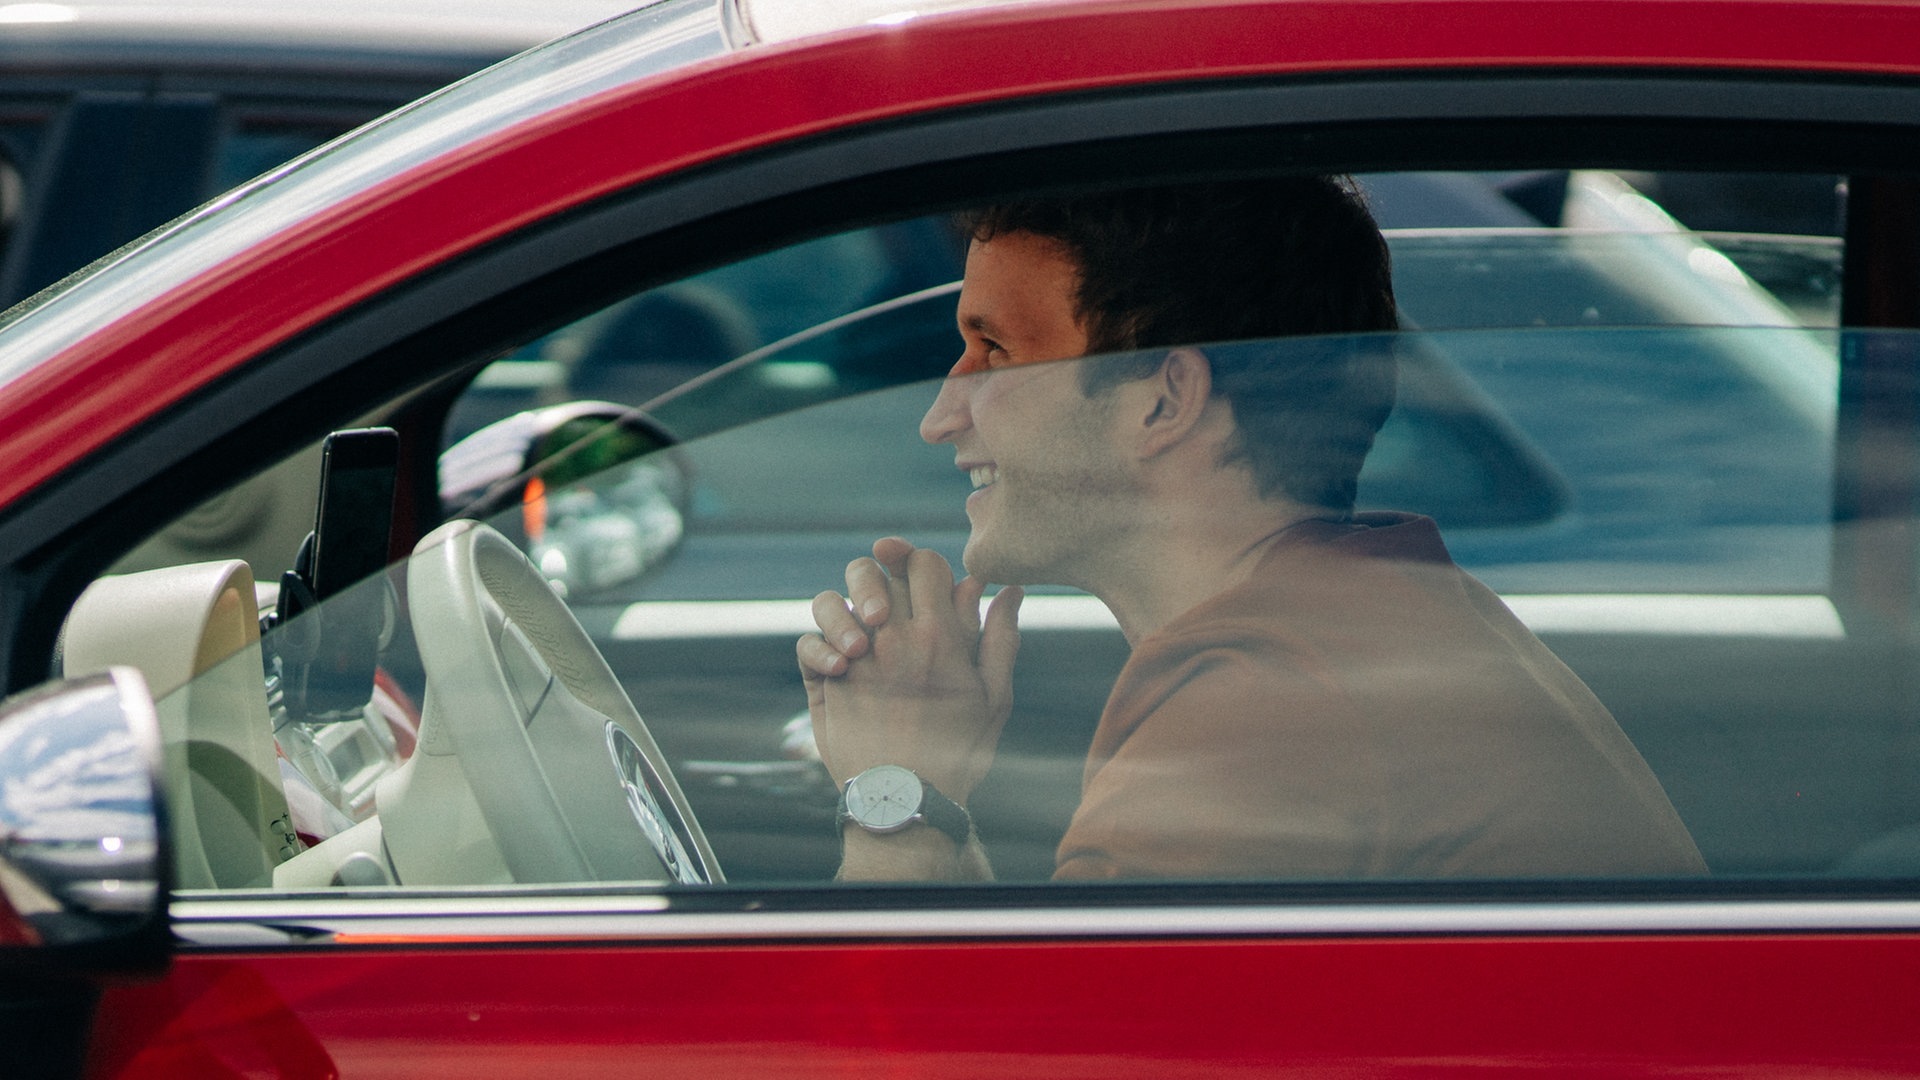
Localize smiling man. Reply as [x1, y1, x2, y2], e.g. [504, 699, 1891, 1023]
[798, 177, 1706, 883]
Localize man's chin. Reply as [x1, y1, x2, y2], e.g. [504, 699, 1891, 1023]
[959, 537, 984, 580]
[961, 536, 1034, 588]
[960, 536, 1000, 583]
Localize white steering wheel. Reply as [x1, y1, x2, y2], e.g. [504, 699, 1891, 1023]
[406, 519, 722, 884]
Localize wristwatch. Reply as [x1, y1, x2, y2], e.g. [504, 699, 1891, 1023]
[839, 765, 972, 846]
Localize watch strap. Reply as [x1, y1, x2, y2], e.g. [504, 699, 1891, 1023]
[912, 777, 973, 847]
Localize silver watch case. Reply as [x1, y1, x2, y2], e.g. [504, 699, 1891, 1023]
[840, 764, 927, 833]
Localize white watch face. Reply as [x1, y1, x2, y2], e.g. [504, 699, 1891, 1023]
[846, 765, 922, 831]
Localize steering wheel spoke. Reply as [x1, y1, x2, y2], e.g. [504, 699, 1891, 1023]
[407, 519, 723, 885]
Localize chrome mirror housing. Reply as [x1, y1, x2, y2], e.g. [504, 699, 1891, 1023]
[0, 668, 169, 970]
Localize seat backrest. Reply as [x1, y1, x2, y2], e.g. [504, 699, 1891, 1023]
[63, 561, 295, 889]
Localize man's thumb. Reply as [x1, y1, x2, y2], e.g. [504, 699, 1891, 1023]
[979, 585, 1024, 696]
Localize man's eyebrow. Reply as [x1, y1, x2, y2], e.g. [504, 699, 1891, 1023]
[959, 312, 1002, 338]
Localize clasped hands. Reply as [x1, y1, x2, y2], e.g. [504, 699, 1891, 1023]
[796, 536, 1023, 808]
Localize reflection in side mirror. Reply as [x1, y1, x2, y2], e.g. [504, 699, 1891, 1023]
[0, 667, 168, 969]
[439, 402, 690, 598]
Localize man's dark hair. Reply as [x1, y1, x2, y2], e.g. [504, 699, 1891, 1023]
[960, 176, 1398, 513]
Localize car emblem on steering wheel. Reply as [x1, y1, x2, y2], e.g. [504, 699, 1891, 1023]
[604, 722, 703, 884]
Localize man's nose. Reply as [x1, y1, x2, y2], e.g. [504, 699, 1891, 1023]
[920, 372, 971, 445]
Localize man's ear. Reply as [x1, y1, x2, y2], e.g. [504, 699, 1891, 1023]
[1132, 347, 1215, 459]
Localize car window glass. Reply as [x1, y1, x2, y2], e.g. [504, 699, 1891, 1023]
[83, 169, 1920, 904]
[1371, 169, 1844, 330]
[114, 319, 1920, 895]
[445, 215, 965, 446]
[1616, 170, 1847, 329]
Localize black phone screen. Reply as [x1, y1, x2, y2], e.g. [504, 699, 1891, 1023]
[310, 429, 399, 600]
[295, 428, 398, 717]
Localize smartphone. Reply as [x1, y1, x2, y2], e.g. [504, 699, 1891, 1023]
[309, 428, 400, 601]
[288, 428, 399, 718]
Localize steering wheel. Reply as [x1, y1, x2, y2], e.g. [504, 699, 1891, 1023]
[405, 519, 722, 884]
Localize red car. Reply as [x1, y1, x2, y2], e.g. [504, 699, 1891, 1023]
[1, 0, 1919, 1075]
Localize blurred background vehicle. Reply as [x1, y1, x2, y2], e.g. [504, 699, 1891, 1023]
[0, 0, 638, 307]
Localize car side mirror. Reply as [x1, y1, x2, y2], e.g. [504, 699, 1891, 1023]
[439, 401, 689, 598]
[0, 668, 170, 975]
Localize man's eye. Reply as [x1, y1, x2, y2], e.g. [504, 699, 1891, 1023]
[949, 339, 1009, 376]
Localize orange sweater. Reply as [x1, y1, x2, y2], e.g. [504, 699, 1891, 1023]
[1055, 513, 1706, 881]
